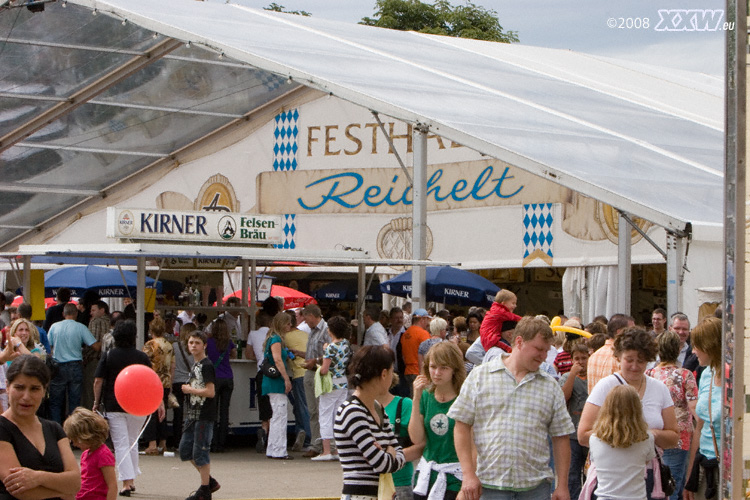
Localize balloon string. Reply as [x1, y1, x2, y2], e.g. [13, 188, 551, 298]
[116, 414, 152, 470]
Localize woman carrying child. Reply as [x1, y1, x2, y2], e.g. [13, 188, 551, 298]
[409, 342, 467, 500]
[64, 407, 116, 500]
[587, 384, 656, 500]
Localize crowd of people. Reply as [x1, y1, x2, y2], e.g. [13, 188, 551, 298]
[0, 284, 725, 500]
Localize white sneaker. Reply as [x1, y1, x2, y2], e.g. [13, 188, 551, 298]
[310, 453, 336, 461]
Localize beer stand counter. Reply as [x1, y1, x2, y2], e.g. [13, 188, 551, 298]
[7, 242, 456, 434]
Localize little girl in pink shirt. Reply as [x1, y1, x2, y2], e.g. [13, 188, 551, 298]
[64, 408, 116, 500]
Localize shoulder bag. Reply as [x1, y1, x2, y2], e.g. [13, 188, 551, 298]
[261, 340, 281, 379]
[393, 396, 413, 448]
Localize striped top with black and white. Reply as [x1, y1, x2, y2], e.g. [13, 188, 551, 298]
[334, 396, 406, 497]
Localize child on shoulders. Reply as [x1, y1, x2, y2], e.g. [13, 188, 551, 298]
[479, 290, 522, 351]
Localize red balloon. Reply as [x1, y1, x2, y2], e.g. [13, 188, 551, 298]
[114, 364, 163, 416]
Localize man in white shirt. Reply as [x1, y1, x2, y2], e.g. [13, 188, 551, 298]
[669, 313, 692, 366]
[362, 304, 388, 347]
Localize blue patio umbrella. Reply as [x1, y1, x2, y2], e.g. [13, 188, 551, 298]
[380, 266, 500, 306]
[313, 280, 382, 302]
[44, 265, 160, 298]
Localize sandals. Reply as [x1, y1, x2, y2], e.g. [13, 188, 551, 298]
[143, 448, 160, 456]
[118, 485, 135, 496]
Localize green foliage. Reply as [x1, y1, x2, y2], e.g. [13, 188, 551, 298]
[264, 3, 311, 16]
[361, 0, 518, 43]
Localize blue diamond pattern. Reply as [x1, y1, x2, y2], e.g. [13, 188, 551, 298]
[273, 110, 299, 248]
[523, 203, 554, 263]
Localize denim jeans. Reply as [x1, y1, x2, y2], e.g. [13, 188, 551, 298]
[48, 361, 82, 424]
[480, 481, 553, 500]
[661, 448, 689, 500]
[179, 420, 213, 466]
[568, 438, 588, 500]
[289, 376, 311, 447]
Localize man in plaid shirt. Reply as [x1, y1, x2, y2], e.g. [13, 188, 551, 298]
[449, 316, 575, 500]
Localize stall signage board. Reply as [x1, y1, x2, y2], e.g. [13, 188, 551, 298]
[107, 207, 283, 245]
[162, 257, 240, 270]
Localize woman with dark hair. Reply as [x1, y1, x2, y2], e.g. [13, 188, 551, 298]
[0, 355, 80, 500]
[143, 316, 174, 455]
[684, 317, 722, 500]
[94, 320, 164, 497]
[578, 327, 679, 499]
[206, 319, 236, 453]
[465, 313, 481, 344]
[647, 330, 698, 500]
[334, 345, 405, 500]
[314, 316, 351, 461]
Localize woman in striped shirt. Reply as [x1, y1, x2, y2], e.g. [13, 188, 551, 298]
[334, 345, 406, 500]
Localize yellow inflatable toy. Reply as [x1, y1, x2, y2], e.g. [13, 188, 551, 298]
[550, 316, 591, 338]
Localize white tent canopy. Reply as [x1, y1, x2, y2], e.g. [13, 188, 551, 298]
[72, 0, 725, 231]
[0, 0, 723, 248]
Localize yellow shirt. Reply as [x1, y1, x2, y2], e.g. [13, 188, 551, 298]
[284, 328, 308, 379]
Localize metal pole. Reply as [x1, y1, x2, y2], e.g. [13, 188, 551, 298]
[240, 259, 249, 357]
[666, 233, 679, 318]
[617, 212, 631, 315]
[21, 255, 30, 302]
[411, 125, 428, 310]
[723, 0, 746, 494]
[136, 256, 145, 350]
[250, 260, 257, 331]
[357, 264, 366, 345]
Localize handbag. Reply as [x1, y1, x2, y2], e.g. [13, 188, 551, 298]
[260, 361, 281, 379]
[167, 392, 180, 409]
[655, 448, 676, 497]
[261, 341, 281, 379]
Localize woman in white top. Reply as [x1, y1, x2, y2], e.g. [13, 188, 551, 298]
[578, 327, 679, 499]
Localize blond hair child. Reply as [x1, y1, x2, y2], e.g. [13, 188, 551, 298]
[64, 408, 116, 500]
[479, 290, 522, 351]
[589, 385, 656, 499]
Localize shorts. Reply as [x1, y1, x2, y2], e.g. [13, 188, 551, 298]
[179, 420, 213, 467]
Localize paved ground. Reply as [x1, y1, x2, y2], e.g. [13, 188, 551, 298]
[80, 446, 343, 500]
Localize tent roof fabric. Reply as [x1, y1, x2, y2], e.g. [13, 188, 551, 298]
[0, 0, 723, 249]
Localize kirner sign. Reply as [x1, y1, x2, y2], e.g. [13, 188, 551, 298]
[107, 207, 283, 245]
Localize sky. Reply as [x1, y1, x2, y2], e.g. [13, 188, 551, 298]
[230, 0, 727, 75]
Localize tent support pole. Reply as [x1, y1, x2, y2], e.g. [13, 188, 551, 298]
[22, 256, 30, 302]
[617, 212, 631, 315]
[249, 260, 257, 331]
[241, 259, 249, 351]
[136, 256, 145, 350]
[722, 0, 746, 494]
[411, 125, 428, 310]
[666, 233, 680, 317]
[357, 264, 366, 345]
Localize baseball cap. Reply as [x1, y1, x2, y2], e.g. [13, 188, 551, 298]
[413, 308, 432, 318]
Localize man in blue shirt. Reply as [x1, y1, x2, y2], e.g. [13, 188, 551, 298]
[48, 302, 100, 423]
